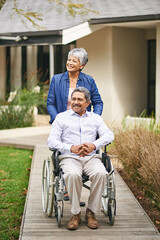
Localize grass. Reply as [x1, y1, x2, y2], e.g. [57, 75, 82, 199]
[0, 146, 32, 240]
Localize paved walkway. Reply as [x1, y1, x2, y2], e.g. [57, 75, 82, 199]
[0, 125, 160, 240]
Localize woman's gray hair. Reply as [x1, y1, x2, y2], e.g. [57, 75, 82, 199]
[71, 87, 90, 102]
[68, 48, 88, 66]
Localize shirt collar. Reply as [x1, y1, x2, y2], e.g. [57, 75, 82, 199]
[78, 71, 83, 81]
[69, 109, 89, 117]
[63, 71, 69, 80]
[64, 71, 83, 81]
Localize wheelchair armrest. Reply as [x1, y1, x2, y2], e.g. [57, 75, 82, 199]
[96, 149, 100, 154]
[102, 152, 111, 173]
[104, 143, 111, 153]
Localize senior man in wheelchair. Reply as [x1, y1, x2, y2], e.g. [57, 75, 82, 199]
[47, 86, 114, 230]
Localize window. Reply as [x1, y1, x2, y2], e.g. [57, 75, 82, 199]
[22, 46, 27, 88]
[37, 44, 74, 82]
[147, 40, 156, 116]
[54, 45, 71, 74]
[37, 45, 49, 84]
[6, 47, 10, 98]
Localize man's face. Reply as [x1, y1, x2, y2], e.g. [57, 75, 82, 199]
[71, 91, 90, 116]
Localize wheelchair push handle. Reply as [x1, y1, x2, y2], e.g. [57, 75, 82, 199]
[104, 143, 111, 154]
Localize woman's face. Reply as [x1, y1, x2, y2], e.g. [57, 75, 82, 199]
[66, 55, 83, 73]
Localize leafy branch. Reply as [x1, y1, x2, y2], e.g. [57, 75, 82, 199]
[48, 0, 99, 18]
[12, 0, 45, 30]
[0, 0, 6, 10]
[1, 0, 99, 30]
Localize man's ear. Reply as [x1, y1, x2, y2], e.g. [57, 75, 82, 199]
[86, 100, 91, 107]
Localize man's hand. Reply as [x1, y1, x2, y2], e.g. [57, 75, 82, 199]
[82, 143, 96, 155]
[71, 143, 96, 157]
[71, 144, 84, 155]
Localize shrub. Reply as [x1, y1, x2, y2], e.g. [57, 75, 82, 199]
[0, 87, 45, 130]
[0, 105, 34, 129]
[115, 127, 160, 210]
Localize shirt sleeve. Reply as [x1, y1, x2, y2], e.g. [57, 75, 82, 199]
[92, 115, 114, 150]
[47, 114, 72, 153]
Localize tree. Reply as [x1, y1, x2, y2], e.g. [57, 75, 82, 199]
[0, 0, 98, 30]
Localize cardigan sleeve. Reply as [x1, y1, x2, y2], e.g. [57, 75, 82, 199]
[47, 76, 58, 123]
[90, 78, 103, 116]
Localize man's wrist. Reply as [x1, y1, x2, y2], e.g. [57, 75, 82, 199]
[70, 145, 74, 153]
[92, 143, 96, 150]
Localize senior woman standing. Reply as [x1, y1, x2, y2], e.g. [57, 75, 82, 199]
[47, 48, 103, 124]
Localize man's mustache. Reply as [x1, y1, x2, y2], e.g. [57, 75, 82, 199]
[72, 104, 81, 107]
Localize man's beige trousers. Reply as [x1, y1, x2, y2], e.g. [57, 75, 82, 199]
[60, 154, 107, 215]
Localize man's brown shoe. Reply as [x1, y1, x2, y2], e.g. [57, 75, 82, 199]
[67, 212, 81, 230]
[85, 209, 98, 229]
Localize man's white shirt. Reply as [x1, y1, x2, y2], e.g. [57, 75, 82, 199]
[47, 109, 114, 156]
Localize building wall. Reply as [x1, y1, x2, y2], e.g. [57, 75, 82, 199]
[0, 26, 149, 123]
[112, 27, 148, 121]
[77, 26, 148, 122]
[77, 27, 113, 121]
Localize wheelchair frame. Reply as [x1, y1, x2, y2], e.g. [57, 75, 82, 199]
[42, 146, 116, 227]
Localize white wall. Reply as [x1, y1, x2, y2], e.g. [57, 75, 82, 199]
[0, 47, 6, 100]
[77, 26, 148, 123]
[77, 27, 113, 121]
[112, 27, 148, 121]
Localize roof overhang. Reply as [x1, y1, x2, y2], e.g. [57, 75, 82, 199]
[0, 22, 104, 46]
[62, 22, 104, 45]
[0, 30, 62, 46]
[90, 14, 160, 25]
[62, 15, 160, 44]
[1, 14, 160, 47]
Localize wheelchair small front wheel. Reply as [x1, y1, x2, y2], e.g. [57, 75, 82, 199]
[108, 199, 116, 226]
[56, 206, 61, 227]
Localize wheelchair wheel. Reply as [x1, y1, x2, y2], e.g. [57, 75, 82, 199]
[42, 159, 49, 213]
[42, 157, 54, 216]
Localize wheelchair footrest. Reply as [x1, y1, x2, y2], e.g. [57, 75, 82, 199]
[63, 195, 69, 201]
[80, 201, 85, 207]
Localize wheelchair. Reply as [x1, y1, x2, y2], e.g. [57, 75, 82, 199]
[42, 145, 116, 227]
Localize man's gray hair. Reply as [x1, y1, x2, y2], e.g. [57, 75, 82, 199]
[71, 87, 90, 102]
[68, 48, 88, 66]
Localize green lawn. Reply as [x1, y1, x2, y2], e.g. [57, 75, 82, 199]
[0, 146, 32, 240]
